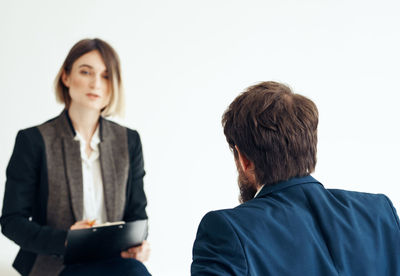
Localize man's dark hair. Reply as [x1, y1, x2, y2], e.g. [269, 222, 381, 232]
[222, 81, 319, 186]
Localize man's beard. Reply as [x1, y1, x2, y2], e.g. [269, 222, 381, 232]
[237, 164, 258, 204]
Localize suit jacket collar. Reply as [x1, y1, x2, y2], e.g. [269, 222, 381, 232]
[57, 109, 116, 142]
[255, 175, 322, 199]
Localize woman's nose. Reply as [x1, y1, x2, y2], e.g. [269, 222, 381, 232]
[90, 75, 102, 89]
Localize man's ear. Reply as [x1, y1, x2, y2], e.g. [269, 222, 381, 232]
[235, 145, 254, 172]
[61, 70, 70, 88]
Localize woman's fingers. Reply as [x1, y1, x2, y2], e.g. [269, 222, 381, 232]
[70, 219, 95, 230]
[121, 240, 150, 262]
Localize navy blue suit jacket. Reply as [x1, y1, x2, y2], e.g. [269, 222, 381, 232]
[191, 175, 400, 275]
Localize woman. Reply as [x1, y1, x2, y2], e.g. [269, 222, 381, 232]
[1, 38, 150, 276]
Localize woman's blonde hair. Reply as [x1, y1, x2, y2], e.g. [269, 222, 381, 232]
[54, 38, 125, 117]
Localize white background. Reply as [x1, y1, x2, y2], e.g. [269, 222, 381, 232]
[0, 0, 399, 275]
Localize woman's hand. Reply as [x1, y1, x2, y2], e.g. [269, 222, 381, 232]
[65, 219, 96, 246]
[121, 240, 150, 262]
[70, 219, 96, 230]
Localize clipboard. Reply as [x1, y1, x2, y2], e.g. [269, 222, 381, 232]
[64, 219, 148, 265]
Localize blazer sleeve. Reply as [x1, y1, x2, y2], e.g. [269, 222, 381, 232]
[191, 211, 248, 276]
[123, 129, 148, 222]
[0, 129, 67, 256]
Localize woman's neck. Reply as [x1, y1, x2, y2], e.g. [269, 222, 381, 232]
[68, 104, 100, 144]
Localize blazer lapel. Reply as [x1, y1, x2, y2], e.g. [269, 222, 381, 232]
[63, 137, 84, 221]
[40, 110, 84, 223]
[53, 110, 83, 221]
[99, 118, 128, 222]
[98, 139, 117, 221]
[54, 110, 84, 221]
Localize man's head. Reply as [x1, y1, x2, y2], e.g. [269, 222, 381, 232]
[222, 81, 319, 203]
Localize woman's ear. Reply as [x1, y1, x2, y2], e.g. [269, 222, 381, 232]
[61, 70, 70, 87]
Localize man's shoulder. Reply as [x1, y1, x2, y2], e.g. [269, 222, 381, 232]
[200, 197, 284, 221]
[205, 188, 396, 226]
[199, 204, 263, 230]
[199, 208, 242, 229]
[326, 188, 391, 207]
[327, 188, 398, 220]
[327, 187, 382, 197]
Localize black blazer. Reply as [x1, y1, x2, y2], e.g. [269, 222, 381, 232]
[1, 111, 148, 275]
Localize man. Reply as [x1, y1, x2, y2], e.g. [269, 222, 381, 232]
[191, 81, 400, 275]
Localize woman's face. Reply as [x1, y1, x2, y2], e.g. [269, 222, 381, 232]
[62, 50, 111, 112]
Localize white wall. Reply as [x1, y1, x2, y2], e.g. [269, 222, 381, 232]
[0, 0, 399, 275]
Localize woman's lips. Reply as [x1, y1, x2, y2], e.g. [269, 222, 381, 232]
[86, 93, 100, 99]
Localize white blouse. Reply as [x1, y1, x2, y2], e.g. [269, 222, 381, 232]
[74, 127, 107, 224]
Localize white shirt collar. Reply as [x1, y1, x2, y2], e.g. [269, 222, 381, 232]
[74, 126, 100, 161]
[254, 184, 265, 198]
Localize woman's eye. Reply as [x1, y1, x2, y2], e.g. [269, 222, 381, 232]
[103, 75, 109, 79]
[80, 70, 90, 75]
